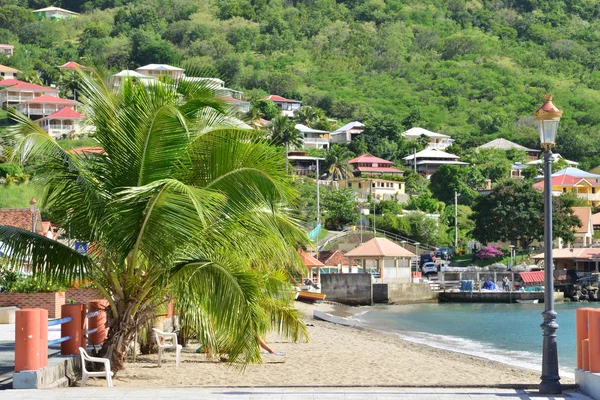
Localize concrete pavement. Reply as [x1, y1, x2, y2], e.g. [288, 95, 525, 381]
[0, 387, 592, 399]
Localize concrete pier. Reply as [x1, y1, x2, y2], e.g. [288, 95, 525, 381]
[438, 291, 564, 303]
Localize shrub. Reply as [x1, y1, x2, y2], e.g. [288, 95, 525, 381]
[0, 163, 22, 178]
[473, 246, 504, 262]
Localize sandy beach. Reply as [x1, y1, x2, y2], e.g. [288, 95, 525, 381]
[85, 302, 567, 387]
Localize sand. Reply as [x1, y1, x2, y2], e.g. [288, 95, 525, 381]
[84, 302, 568, 387]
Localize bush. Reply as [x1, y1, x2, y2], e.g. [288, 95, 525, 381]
[473, 246, 504, 262]
[0, 163, 22, 178]
[0, 270, 67, 293]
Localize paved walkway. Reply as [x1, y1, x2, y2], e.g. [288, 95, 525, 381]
[0, 387, 592, 399]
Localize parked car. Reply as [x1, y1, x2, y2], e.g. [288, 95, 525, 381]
[435, 247, 455, 260]
[420, 252, 435, 267]
[421, 262, 438, 275]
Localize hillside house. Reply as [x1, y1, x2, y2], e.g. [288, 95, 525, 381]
[0, 65, 20, 80]
[330, 121, 365, 144]
[295, 124, 330, 149]
[526, 153, 578, 167]
[0, 208, 43, 234]
[403, 148, 468, 178]
[16, 95, 78, 119]
[341, 177, 407, 202]
[511, 162, 530, 179]
[0, 45, 14, 58]
[58, 61, 89, 70]
[349, 154, 403, 176]
[219, 96, 251, 113]
[401, 127, 454, 150]
[263, 95, 302, 117]
[32, 6, 79, 19]
[477, 138, 540, 160]
[136, 64, 184, 80]
[0, 80, 58, 107]
[570, 207, 594, 247]
[533, 168, 600, 206]
[287, 151, 321, 176]
[36, 107, 87, 139]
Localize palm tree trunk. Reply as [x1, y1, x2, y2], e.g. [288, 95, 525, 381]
[285, 142, 289, 174]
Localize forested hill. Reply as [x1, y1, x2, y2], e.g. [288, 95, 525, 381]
[3, 1, 600, 166]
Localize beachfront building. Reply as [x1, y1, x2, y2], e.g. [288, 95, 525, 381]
[401, 127, 454, 150]
[330, 121, 365, 144]
[346, 237, 416, 283]
[0, 64, 20, 80]
[341, 177, 406, 202]
[477, 138, 540, 161]
[295, 124, 330, 149]
[35, 107, 87, 139]
[0, 45, 14, 58]
[32, 6, 79, 19]
[135, 64, 185, 80]
[403, 148, 468, 178]
[263, 95, 302, 117]
[533, 168, 600, 206]
[0, 80, 58, 107]
[16, 95, 78, 119]
[349, 154, 403, 176]
[318, 250, 359, 274]
[532, 248, 600, 274]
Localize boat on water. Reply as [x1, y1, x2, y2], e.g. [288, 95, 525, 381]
[516, 299, 539, 304]
[313, 309, 356, 327]
[297, 291, 326, 302]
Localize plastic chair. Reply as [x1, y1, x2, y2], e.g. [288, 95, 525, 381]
[78, 347, 113, 387]
[153, 328, 182, 367]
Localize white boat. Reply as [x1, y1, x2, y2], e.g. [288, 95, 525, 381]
[313, 310, 356, 327]
[516, 299, 539, 304]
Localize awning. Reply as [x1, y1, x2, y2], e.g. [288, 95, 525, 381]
[520, 271, 544, 284]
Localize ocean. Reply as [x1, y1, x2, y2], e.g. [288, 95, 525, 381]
[353, 302, 600, 379]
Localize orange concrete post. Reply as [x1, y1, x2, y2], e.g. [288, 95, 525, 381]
[583, 339, 591, 371]
[588, 309, 600, 372]
[87, 300, 108, 346]
[576, 307, 592, 370]
[14, 309, 43, 372]
[61, 304, 86, 355]
[38, 308, 48, 368]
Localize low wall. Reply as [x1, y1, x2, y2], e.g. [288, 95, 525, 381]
[387, 283, 438, 304]
[13, 355, 80, 389]
[372, 283, 388, 303]
[321, 273, 372, 306]
[438, 291, 564, 303]
[0, 289, 104, 319]
[0, 292, 65, 318]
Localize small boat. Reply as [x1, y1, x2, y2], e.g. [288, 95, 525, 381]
[297, 291, 326, 302]
[313, 310, 356, 327]
[516, 299, 539, 304]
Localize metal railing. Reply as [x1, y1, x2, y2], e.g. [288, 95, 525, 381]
[46, 310, 100, 347]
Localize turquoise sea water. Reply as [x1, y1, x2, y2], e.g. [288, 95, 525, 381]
[354, 302, 600, 377]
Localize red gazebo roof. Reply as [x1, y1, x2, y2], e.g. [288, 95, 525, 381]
[263, 95, 301, 103]
[44, 107, 85, 119]
[59, 61, 87, 69]
[299, 249, 324, 267]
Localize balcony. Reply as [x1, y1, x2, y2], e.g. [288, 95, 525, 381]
[551, 191, 600, 201]
[302, 138, 330, 149]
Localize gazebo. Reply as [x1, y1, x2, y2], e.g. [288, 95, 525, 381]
[345, 237, 416, 282]
[299, 249, 325, 284]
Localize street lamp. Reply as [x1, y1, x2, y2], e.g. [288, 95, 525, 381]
[29, 197, 37, 233]
[535, 94, 563, 395]
[509, 245, 515, 266]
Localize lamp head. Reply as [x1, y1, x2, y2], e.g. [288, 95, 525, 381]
[29, 197, 37, 212]
[534, 94, 562, 151]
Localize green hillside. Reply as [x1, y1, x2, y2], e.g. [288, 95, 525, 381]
[2, 0, 600, 166]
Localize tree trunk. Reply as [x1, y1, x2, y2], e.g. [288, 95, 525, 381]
[285, 142, 289, 174]
[98, 306, 138, 372]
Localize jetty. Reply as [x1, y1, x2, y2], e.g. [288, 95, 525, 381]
[438, 290, 564, 303]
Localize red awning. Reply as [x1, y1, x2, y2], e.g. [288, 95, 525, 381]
[520, 271, 544, 284]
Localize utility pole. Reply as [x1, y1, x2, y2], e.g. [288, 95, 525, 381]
[413, 147, 417, 174]
[454, 191, 459, 250]
[372, 181, 376, 236]
[316, 159, 320, 259]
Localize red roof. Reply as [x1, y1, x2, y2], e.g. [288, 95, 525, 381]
[355, 166, 403, 174]
[1, 82, 56, 92]
[263, 95, 301, 103]
[68, 146, 104, 155]
[299, 249, 324, 267]
[217, 96, 249, 104]
[44, 107, 84, 119]
[533, 175, 600, 188]
[318, 250, 358, 267]
[0, 79, 25, 86]
[0, 208, 43, 233]
[23, 95, 76, 105]
[520, 271, 544, 284]
[349, 154, 394, 165]
[59, 61, 87, 69]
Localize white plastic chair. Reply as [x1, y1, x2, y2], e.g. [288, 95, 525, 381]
[78, 347, 113, 387]
[153, 328, 182, 367]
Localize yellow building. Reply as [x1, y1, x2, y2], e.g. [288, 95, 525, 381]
[533, 173, 600, 206]
[341, 177, 406, 202]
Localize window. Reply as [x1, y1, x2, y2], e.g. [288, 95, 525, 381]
[347, 182, 352, 188]
[358, 183, 362, 189]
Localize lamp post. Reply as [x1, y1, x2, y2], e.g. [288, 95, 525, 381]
[454, 191, 460, 251]
[509, 245, 515, 266]
[535, 94, 562, 395]
[29, 197, 37, 233]
[414, 242, 420, 278]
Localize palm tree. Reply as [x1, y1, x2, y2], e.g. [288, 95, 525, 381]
[1, 72, 308, 370]
[325, 145, 355, 182]
[269, 115, 303, 173]
[295, 106, 326, 128]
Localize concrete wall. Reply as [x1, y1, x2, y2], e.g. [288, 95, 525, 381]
[372, 283, 388, 303]
[0, 289, 104, 319]
[438, 291, 564, 303]
[321, 273, 372, 306]
[387, 283, 438, 304]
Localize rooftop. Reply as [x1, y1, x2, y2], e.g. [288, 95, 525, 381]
[41, 106, 85, 120]
[571, 206, 591, 233]
[112, 70, 152, 78]
[349, 154, 394, 165]
[0, 208, 42, 232]
[332, 121, 365, 134]
[552, 167, 600, 179]
[299, 249, 324, 267]
[402, 127, 450, 139]
[0, 81, 56, 92]
[136, 64, 184, 71]
[21, 95, 76, 104]
[0, 44, 14, 49]
[263, 95, 301, 103]
[295, 124, 330, 134]
[403, 148, 461, 160]
[58, 61, 87, 69]
[0, 64, 20, 73]
[533, 175, 600, 188]
[33, 6, 79, 14]
[346, 237, 416, 258]
[477, 138, 540, 153]
[526, 153, 578, 166]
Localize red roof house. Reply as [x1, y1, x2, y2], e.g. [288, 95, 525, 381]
[0, 81, 58, 107]
[17, 95, 78, 118]
[348, 154, 403, 175]
[36, 106, 86, 138]
[263, 95, 302, 117]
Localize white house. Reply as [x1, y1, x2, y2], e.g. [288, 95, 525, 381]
[36, 107, 87, 139]
[401, 127, 454, 150]
[0, 80, 58, 107]
[32, 6, 79, 19]
[264, 95, 302, 117]
[526, 153, 578, 167]
[330, 121, 365, 144]
[403, 148, 468, 178]
[0, 45, 14, 58]
[135, 64, 185, 80]
[16, 95, 78, 118]
[295, 124, 330, 149]
[0, 64, 20, 80]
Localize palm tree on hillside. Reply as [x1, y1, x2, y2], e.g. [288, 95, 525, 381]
[269, 115, 302, 173]
[1, 72, 308, 370]
[295, 106, 327, 128]
[325, 145, 355, 182]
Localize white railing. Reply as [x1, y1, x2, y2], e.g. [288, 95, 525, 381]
[302, 138, 330, 146]
[576, 193, 600, 201]
[48, 124, 74, 130]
